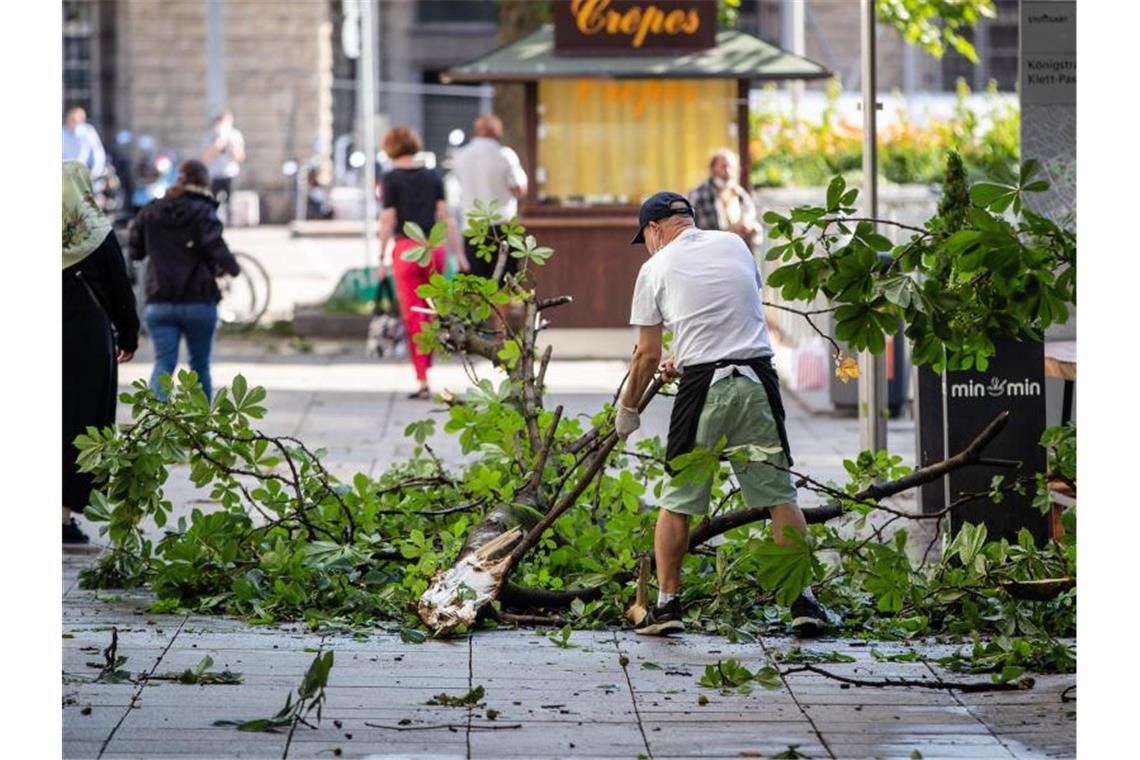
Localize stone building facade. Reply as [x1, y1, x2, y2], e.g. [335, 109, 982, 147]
[63, 0, 1018, 222]
[66, 0, 333, 223]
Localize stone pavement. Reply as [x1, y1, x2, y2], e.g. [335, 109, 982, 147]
[62, 338, 1076, 759]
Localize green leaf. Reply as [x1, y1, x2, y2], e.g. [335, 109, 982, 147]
[752, 531, 814, 606]
[970, 183, 1015, 210]
[427, 221, 448, 248]
[400, 627, 428, 644]
[402, 221, 428, 244]
[826, 176, 844, 211]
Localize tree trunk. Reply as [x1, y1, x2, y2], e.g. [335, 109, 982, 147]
[493, 0, 547, 166]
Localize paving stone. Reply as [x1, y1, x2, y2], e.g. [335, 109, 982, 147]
[645, 721, 826, 758]
[467, 719, 647, 758]
[822, 741, 1014, 759]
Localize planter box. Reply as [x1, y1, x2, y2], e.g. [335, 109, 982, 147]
[292, 307, 370, 339]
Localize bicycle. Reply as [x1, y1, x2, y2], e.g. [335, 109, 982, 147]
[216, 250, 271, 330]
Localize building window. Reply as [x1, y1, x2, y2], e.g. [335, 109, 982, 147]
[62, 0, 99, 118]
[416, 0, 497, 25]
[940, 0, 1019, 92]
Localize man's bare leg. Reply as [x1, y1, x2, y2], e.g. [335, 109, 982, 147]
[767, 501, 837, 634]
[768, 501, 807, 546]
[635, 508, 690, 634]
[654, 508, 690, 595]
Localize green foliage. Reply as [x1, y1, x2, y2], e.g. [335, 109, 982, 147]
[877, 0, 995, 62]
[400, 220, 448, 266]
[216, 650, 333, 733]
[152, 655, 243, 686]
[697, 659, 782, 694]
[721, 0, 993, 60]
[427, 685, 485, 707]
[771, 647, 856, 665]
[548, 624, 576, 649]
[762, 161, 1075, 372]
[751, 77, 1018, 187]
[936, 636, 1075, 682]
[87, 628, 133, 684]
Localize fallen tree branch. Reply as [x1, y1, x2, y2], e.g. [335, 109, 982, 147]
[521, 405, 563, 499]
[537, 295, 573, 311]
[506, 377, 665, 568]
[688, 411, 1010, 548]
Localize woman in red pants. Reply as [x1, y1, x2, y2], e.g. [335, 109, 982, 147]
[377, 126, 467, 399]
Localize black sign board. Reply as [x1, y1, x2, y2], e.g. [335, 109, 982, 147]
[916, 337, 1049, 545]
[553, 0, 717, 55]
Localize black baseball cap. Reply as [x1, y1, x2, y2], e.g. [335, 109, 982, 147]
[631, 191, 694, 245]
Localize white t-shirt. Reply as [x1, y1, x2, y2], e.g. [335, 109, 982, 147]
[629, 227, 774, 381]
[452, 137, 527, 220]
[201, 126, 245, 179]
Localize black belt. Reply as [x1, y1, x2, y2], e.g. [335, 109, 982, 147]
[664, 355, 793, 473]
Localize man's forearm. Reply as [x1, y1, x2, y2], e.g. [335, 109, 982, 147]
[621, 351, 659, 410]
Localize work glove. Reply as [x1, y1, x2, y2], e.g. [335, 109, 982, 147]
[615, 404, 641, 439]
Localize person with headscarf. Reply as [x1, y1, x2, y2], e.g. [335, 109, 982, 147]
[128, 159, 240, 401]
[62, 160, 139, 544]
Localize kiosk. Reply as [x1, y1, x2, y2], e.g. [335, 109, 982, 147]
[444, 0, 831, 327]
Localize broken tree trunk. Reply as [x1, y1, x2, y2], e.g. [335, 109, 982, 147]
[417, 373, 663, 635]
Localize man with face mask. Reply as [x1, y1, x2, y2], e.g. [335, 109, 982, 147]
[615, 192, 838, 637]
[688, 148, 760, 250]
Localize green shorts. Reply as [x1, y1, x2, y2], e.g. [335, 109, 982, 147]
[660, 374, 797, 516]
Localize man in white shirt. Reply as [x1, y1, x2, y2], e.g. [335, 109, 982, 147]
[200, 109, 246, 219]
[616, 191, 837, 637]
[62, 106, 107, 179]
[452, 114, 528, 280]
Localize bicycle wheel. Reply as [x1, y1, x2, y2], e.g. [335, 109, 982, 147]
[217, 251, 271, 330]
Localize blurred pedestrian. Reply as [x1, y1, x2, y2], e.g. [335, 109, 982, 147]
[62, 106, 107, 179]
[378, 126, 465, 399]
[200, 109, 246, 220]
[452, 113, 528, 279]
[62, 160, 138, 544]
[128, 159, 240, 401]
[688, 148, 760, 251]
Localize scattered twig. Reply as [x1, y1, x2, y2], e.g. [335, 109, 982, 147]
[782, 663, 1032, 693]
[761, 302, 842, 356]
[364, 721, 521, 732]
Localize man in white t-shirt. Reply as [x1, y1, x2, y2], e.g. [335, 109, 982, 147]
[200, 109, 246, 220]
[616, 191, 838, 637]
[452, 113, 528, 280]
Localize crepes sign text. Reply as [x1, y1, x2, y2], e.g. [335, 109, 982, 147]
[554, 0, 717, 54]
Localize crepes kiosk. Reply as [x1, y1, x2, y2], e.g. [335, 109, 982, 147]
[443, 0, 831, 327]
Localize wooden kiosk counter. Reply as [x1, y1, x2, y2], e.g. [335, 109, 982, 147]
[443, 1, 831, 327]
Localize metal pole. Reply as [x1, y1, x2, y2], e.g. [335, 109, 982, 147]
[780, 0, 806, 113]
[359, 0, 378, 269]
[206, 0, 227, 116]
[859, 0, 888, 453]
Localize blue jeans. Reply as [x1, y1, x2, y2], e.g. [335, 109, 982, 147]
[144, 302, 218, 400]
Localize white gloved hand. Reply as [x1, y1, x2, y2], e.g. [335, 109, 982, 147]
[615, 404, 641, 439]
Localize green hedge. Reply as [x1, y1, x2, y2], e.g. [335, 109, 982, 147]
[751, 78, 1019, 187]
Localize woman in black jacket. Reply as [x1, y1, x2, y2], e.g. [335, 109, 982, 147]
[129, 159, 240, 401]
[62, 160, 139, 544]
